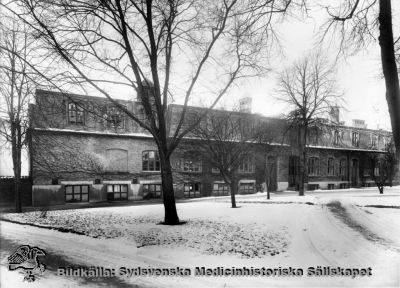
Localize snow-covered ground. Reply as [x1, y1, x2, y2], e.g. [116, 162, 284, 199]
[1, 187, 399, 287]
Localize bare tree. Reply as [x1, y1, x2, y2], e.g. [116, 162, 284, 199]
[322, 0, 400, 172]
[192, 110, 263, 208]
[253, 117, 285, 199]
[3, 0, 306, 224]
[0, 17, 37, 212]
[367, 140, 397, 194]
[276, 52, 342, 196]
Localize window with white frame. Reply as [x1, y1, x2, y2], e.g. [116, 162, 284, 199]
[68, 102, 84, 124]
[142, 151, 160, 171]
[238, 155, 255, 173]
[327, 158, 335, 176]
[308, 157, 319, 176]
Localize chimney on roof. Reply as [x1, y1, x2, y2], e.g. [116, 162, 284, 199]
[239, 97, 252, 113]
[139, 78, 156, 107]
[352, 119, 367, 129]
[329, 106, 340, 124]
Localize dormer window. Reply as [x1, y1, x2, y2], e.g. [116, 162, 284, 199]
[68, 102, 84, 124]
[371, 135, 378, 149]
[351, 132, 359, 147]
[333, 130, 340, 145]
[107, 106, 125, 128]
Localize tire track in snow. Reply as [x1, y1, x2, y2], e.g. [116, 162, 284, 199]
[0, 221, 203, 288]
[300, 206, 336, 267]
[347, 204, 400, 251]
[0, 221, 259, 288]
[304, 197, 384, 267]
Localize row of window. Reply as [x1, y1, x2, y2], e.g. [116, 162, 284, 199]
[68, 101, 390, 149]
[68, 102, 125, 128]
[66, 184, 129, 203]
[308, 157, 347, 177]
[65, 182, 255, 203]
[142, 151, 255, 173]
[333, 130, 390, 148]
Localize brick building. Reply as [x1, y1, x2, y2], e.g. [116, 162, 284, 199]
[29, 89, 395, 206]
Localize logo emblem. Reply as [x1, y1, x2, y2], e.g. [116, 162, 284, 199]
[8, 245, 46, 282]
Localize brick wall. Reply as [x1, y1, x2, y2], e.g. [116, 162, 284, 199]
[31, 129, 159, 184]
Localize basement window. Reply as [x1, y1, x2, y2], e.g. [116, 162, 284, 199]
[212, 183, 230, 196]
[65, 185, 89, 203]
[107, 184, 128, 201]
[142, 184, 162, 199]
[184, 183, 201, 198]
[239, 183, 254, 194]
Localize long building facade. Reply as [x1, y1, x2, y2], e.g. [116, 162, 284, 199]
[29, 89, 396, 206]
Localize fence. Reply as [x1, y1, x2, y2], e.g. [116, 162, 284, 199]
[0, 176, 32, 207]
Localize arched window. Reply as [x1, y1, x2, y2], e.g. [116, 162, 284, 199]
[106, 149, 128, 172]
[68, 102, 84, 124]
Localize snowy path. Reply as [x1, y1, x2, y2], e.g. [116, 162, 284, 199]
[1, 193, 400, 287]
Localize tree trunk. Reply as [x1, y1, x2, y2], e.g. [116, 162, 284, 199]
[378, 185, 384, 194]
[298, 126, 307, 196]
[230, 179, 238, 208]
[378, 0, 400, 180]
[265, 153, 270, 200]
[11, 122, 22, 213]
[159, 153, 180, 225]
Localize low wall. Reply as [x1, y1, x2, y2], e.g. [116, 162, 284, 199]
[32, 185, 64, 206]
[32, 182, 144, 207]
[0, 177, 32, 207]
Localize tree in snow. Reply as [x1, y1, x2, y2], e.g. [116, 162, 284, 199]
[367, 139, 397, 194]
[322, 0, 400, 177]
[2, 0, 307, 224]
[192, 110, 267, 208]
[0, 16, 38, 212]
[276, 52, 343, 196]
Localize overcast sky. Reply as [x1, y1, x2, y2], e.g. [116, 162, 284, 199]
[227, 7, 394, 132]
